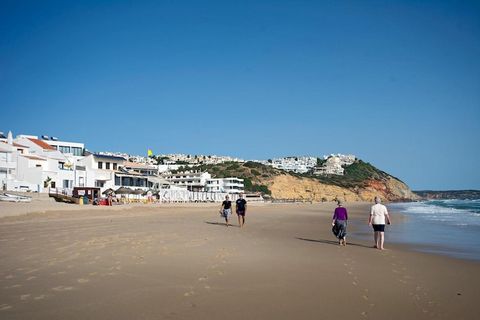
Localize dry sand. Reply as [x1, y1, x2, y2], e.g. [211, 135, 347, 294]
[0, 200, 479, 320]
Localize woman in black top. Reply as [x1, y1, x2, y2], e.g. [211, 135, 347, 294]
[220, 195, 232, 226]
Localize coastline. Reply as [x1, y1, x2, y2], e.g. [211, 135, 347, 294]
[0, 201, 479, 319]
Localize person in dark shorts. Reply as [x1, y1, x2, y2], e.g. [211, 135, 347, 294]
[235, 193, 247, 228]
[368, 196, 391, 250]
[220, 195, 232, 227]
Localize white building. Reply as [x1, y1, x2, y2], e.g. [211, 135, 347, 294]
[164, 171, 212, 191]
[206, 178, 244, 194]
[79, 154, 126, 189]
[123, 161, 159, 176]
[159, 153, 244, 165]
[78, 154, 170, 193]
[314, 154, 356, 176]
[0, 142, 15, 190]
[41, 135, 85, 159]
[9, 135, 85, 192]
[269, 156, 318, 174]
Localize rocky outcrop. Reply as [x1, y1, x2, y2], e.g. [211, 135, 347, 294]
[267, 175, 418, 202]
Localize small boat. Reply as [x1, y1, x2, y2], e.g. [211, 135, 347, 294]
[0, 193, 32, 203]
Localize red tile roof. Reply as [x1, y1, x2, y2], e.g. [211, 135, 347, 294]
[28, 138, 56, 150]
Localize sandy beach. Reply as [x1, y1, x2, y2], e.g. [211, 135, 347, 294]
[0, 200, 479, 320]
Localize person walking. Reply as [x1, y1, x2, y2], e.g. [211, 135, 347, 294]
[332, 200, 348, 245]
[220, 195, 232, 227]
[235, 193, 247, 228]
[368, 196, 391, 250]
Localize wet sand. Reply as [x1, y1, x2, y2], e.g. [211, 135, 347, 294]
[0, 202, 479, 319]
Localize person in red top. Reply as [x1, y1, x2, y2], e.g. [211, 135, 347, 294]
[332, 200, 348, 246]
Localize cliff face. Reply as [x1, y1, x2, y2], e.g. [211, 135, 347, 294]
[267, 175, 419, 202]
[187, 159, 419, 202]
[357, 177, 420, 202]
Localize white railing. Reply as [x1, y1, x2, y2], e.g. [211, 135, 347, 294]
[156, 189, 242, 203]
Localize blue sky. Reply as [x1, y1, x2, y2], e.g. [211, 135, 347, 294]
[1, 0, 479, 190]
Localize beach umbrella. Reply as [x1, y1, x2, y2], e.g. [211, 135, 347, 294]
[102, 188, 115, 195]
[115, 187, 133, 195]
[133, 189, 144, 195]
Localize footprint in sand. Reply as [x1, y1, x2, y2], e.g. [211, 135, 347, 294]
[198, 277, 208, 282]
[20, 294, 31, 301]
[34, 295, 46, 300]
[25, 268, 39, 274]
[0, 304, 12, 311]
[52, 286, 74, 292]
[26, 276, 36, 281]
[5, 275, 14, 279]
[77, 278, 89, 284]
[184, 290, 195, 297]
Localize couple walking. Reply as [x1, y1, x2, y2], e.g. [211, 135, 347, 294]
[332, 196, 391, 249]
[220, 193, 247, 227]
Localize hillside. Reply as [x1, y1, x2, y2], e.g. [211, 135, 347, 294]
[182, 160, 418, 202]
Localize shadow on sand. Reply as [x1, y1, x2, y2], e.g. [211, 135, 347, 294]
[296, 237, 372, 249]
[205, 221, 239, 227]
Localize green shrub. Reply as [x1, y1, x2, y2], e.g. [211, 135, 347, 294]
[251, 169, 261, 176]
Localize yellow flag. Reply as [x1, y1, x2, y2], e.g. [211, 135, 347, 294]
[147, 149, 153, 157]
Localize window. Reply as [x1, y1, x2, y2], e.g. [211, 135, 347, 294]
[79, 177, 84, 187]
[95, 180, 105, 188]
[63, 180, 73, 188]
[113, 163, 117, 170]
[36, 164, 42, 168]
[98, 161, 103, 169]
[58, 162, 65, 170]
[71, 147, 83, 156]
[59, 146, 71, 154]
[106, 162, 110, 170]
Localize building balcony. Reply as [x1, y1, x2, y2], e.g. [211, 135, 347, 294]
[0, 161, 16, 169]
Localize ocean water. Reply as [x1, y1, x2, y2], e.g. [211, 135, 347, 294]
[385, 200, 480, 261]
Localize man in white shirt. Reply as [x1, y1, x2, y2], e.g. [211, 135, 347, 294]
[368, 196, 391, 250]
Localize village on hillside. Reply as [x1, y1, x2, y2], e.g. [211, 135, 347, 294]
[0, 131, 355, 203]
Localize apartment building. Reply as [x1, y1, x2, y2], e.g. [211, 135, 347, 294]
[206, 178, 244, 194]
[163, 171, 212, 191]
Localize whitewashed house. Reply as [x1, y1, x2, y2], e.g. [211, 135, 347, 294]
[164, 171, 212, 191]
[78, 154, 126, 189]
[206, 178, 244, 194]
